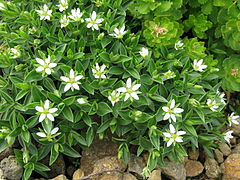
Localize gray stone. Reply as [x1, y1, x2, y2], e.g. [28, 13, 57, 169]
[0, 156, 23, 180]
[184, 160, 204, 177]
[218, 143, 231, 156]
[123, 173, 138, 180]
[49, 174, 68, 180]
[214, 149, 224, 163]
[188, 150, 199, 161]
[0, 168, 6, 180]
[72, 168, 84, 180]
[161, 161, 186, 180]
[231, 143, 240, 154]
[222, 153, 240, 180]
[204, 157, 221, 179]
[128, 154, 146, 177]
[148, 170, 162, 180]
[0, 148, 13, 161]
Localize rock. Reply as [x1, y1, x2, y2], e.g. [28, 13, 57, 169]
[0, 148, 13, 161]
[128, 154, 146, 178]
[72, 168, 84, 180]
[49, 174, 68, 180]
[214, 149, 224, 163]
[66, 166, 76, 177]
[231, 143, 240, 154]
[188, 150, 199, 161]
[204, 157, 221, 179]
[148, 170, 162, 180]
[123, 173, 138, 180]
[184, 160, 204, 177]
[41, 154, 65, 178]
[222, 153, 240, 179]
[218, 143, 231, 156]
[80, 139, 119, 175]
[0, 168, 6, 180]
[161, 160, 186, 180]
[0, 156, 23, 180]
[230, 122, 240, 136]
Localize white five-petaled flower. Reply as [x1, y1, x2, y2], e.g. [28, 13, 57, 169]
[174, 40, 184, 50]
[162, 99, 184, 123]
[35, 100, 58, 122]
[60, 15, 69, 28]
[77, 98, 87, 104]
[117, 78, 141, 101]
[36, 127, 59, 140]
[10, 48, 21, 59]
[69, 8, 83, 22]
[35, 56, 57, 75]
[139, 47, 149, 58]
[163, 124, 186, 147]
[206, 99, 219, 112]
[193, 59, 207, 72]
[92, 63, 107, 79]
[109, 25, 127, 39]
[228, 112, 240, 126]
[36, 4, 52, 21]
[57, 0, 68, 12]
[60, 69, 84, 92]
[224, 130, 234, 144]
[108, 90, 121, 106]
[85, 11, 104, 31]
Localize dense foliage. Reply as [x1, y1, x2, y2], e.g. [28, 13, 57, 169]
[0, 0, 239, 179]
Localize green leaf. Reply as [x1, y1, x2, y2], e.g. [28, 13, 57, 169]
[15, 89, 29, 101]
[108, 66, 124, 75]
[86, 127, 94, 147]
[25, 71, 43, 82]
[23, 163, 34, 180]
[62, 106, 74, 122]
[34, 162, 50, 172]
[149, 94, 168, 103]
[63, 96, 76, 105]
[97, 119, 111, 133]
[82, 82, 94, 95]
[62, 144, 81, 158]
[0, 90, 14, 103]
[50, 145, 59, 166]
[71, 131, 87, 146]
[126, 68, 140, 79]
[97, 102, 112, 116]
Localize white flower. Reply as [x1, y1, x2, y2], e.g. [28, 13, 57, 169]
[228, 113, 240, 126]
[57, 0, 68, 12]
[163, 124, 186, 147]
[60, 15, 69, 28]
[108, 90, 121, 106]
[85, 11, 104, 31]
[162, 99, 184, 123]
[193, 59, 207, 72]
[60, 69, 84, 92]
[224, 130, 234, 144]
[35, 100, 58, 122]
[77, 98, 87, 104]
[10, 48, 21, 58]
[217, 90, 226, 105]
[0, 2, 5, 10]
[109, 25, 127, 39]
[36, 4, 52, 21]
[117, 78, 141, 101]
[36, 127, 59, 141]
[92, 63, 107, 79]
[174, 40, 184, 50]
[206, 99, 219, 112]
[69, 8, 83, 22]
[35, 55, 57, 75]
[163, 70, 176, 80]
[139, 47, 149, 58]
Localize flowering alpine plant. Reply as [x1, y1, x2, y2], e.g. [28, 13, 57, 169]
[0, 0, 235, 179]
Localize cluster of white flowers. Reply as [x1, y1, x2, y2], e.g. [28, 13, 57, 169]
[10, 48, 21, 59]
[163, 124, 186, 147]
[224, 130, 234, 144]
[206, 99, 219, 112]
[35, 55, 57, 75]
[36, 127, 59, 141]
[92, 63, 107, 79]
[162, 99, 184, 123]
[174, 40, 184, 50]
[35, 100, 58, 122]
[139, 47, 149, 58]
[36, 4, 52, 21]
[228, 112, 240, 126]
[193, 59, 207, 72]
[109, 26, 127, 39]
[85, 11, 104, 31]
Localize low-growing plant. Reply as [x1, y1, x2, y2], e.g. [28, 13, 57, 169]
[0, 0, 236, 179]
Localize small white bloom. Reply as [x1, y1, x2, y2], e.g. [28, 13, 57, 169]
[193, 59, 207, 72]
[35, 55, 57, 75]
[57, 0, 68, 12]
[36, 127, 59, 141]
[228, 112, 240, 126]
[77, 98, 87, 104]
[92, 63, 107, 79]
[163, 124, 186, 147]
[60, 69, 84, 92]
[224, 130, 234, 144]
[162, 99, 184, 123]
[85, 11, 104, 31]
[10, 48, 21, 59]
[174, 40, 184, 50]
[35, 100, 58, 122]
[163, 70, 176, 80]
[117, 78, 141, 101]
[109, 25, 127, 39]
[36, 4, 52, 21]
[60, 15, 69, 28]
[69, 8, 83, 22]
[0, 2, 5, 10]
[108, 90, 121, 106]
[206, 99, 219, 112]
[139, 47, 149, 58]
[216, 90, 226, 105]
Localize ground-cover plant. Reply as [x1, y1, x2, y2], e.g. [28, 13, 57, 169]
[0, 0, 235, 179]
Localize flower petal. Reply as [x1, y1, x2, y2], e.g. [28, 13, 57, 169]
[170, 114, 176, 122]
[51, 127, 59, 135]
[163, 113, 170, 120]
[70, 69, 75, 79]
[132, 84, 141, 91]
[162, 106, 169, 112]
[35, 106, 44, 112]
[64, 83, 72, 92]
[45, 68, 51, 75]
[49, 63, 57, 68]
[47, 113, 55, 121]
[117, 87, 127, 92]
[75, 75, 83, 81]
[173, 108, 184, 113]
[36, 58, 45, 65]
[170, 99, 175, 109]
[44, 100, 50, 109]
[39, 114, 46, 122]
[36, 132, 46, 138]
[91, 11, 96, 20]
[49, 108, 58, 113]
[126, 78, 132, 88]
[72, 83, 80, 90]
[124, 93, 130, 101]
[167, 138, 174, 147]
[176, 131, 186, 136]
[169, 124, 175, 134]
[163, 132, 171, 138]
[175, 137, 183, 142]
[131, 92, 139, 100]
[36, 66, 44, 72]
[61, 76, 70, 82]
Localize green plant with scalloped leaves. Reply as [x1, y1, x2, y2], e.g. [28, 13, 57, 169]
[182, 38, 206, 60]
[143, 17, 183, 47]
